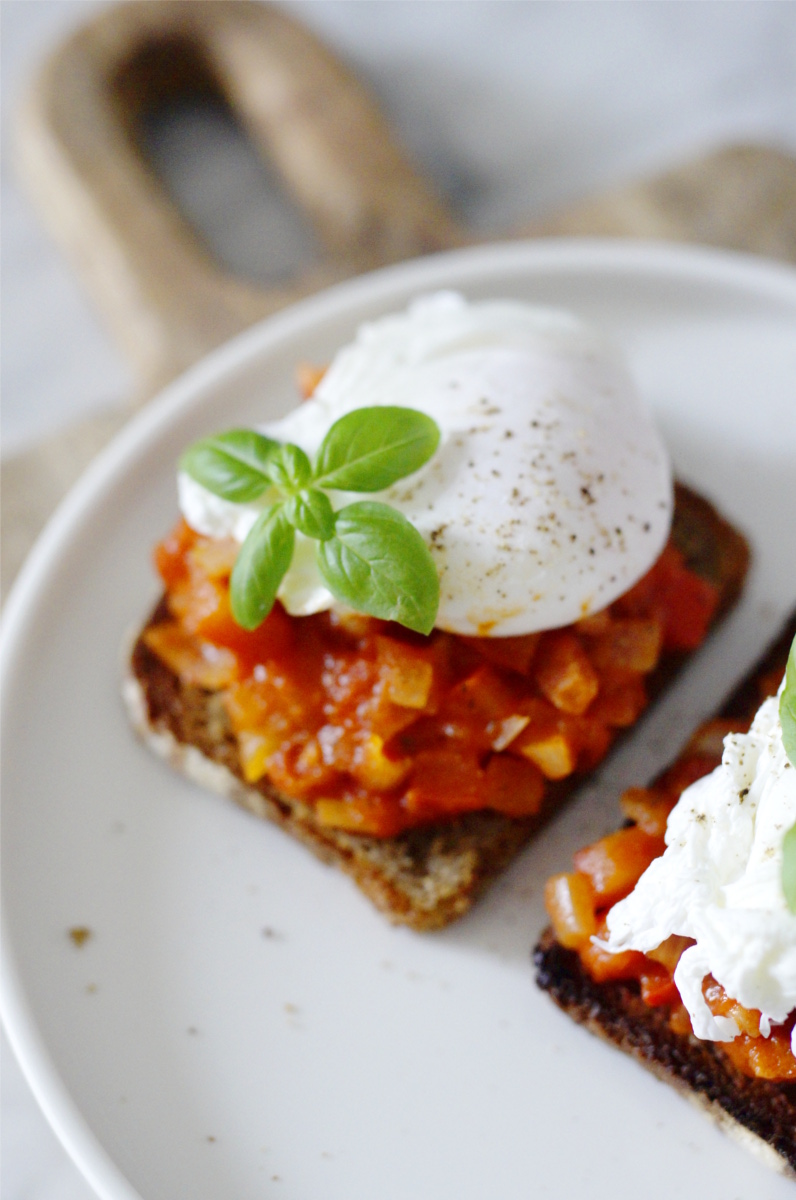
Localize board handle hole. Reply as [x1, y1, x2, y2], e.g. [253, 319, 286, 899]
[112, 34, 320, 285]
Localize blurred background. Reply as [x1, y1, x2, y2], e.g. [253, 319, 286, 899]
[2, 2, 796, 1196]
[4, 0, 796, 456]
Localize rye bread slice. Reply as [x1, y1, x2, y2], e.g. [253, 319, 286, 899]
[124, 482, 748, 931]
[534, 612, 796, 1174]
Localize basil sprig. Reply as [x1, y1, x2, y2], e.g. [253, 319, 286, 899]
[779, 635, 796, 913]
[180, 406, 440, 635]
[317, 502, 440, 633]
[780, 634, 796, 768]
[180, 429, 282, 503]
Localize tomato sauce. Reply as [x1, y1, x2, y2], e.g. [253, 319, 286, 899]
[146, 519, 718, 838]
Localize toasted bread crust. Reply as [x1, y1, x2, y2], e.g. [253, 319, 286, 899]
[125, 483, 749, 930]
[534, 613, 796, 1173]
[534, 930, 796, 1175]
[125, 634, 551, 929]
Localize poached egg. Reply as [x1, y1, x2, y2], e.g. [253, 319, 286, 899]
[180, 292, 673, 636]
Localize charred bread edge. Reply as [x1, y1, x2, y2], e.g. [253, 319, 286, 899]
[123, 483, 749, 932]
[534, 612, 796, 1176]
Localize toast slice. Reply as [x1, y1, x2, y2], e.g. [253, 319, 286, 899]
[124, 482, 748, 931]
[534, 613, 796, 1175]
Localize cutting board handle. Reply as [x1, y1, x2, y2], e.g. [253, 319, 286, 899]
[16, 0, 464, 395]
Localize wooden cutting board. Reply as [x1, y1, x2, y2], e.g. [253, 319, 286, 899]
[4, 0, 796, 595]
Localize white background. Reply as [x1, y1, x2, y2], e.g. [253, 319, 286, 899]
[2, 2, 796, 1197]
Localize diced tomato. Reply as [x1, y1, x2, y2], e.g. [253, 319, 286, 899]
[482, 754, 545, 817]
[447, 664, 522, 722]
[266, 736, 343, 799]
[587, 668, 648, 729]
[703, 976, 762, 1037]
[587, 617, 662, 673]
[645, 934, 693, 974]
[375, 635, 437, 710]
[573, 827, 665, 907]
[544, 872, 597, 950]
[350, 733, 412, 791]
[534, 632, 599, 715]
[574, 610, 612, 637]
[615, 544, 718, 651]
[403, 748, 485, 817]
[580, 937, 649, 984]
[510, 698, 569, 769]
[440, 665, 525, 754]
[154, 519, 196, 589]
[170, 574, 296, 671]
[364, 695, 423, 746]
[314, 791, 408, 838]
[327, 608, 383, 639]
[570, 716, 614, 771]
[640, 969, 681, 1007]
[188, 536, 239, 579]
[226, 667, 323, 754]
[142, 621, 237, 689]
[619, 786, 676, 837]
[514, 725, 577, 780]
[169, 573, 231, 639]
[461, 632, 540, 675]
[321, 649, 378, 710]
[660, 571, 720, 651]
[238, 729, 283, 784]
[508, 698, 613, 779]
[668, 1004, 693, 1036]
[490, 714, 531, 752]
[704, 979, 796, 1079]
[721, 1028, 796, 1081]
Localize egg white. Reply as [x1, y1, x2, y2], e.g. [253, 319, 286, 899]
[180, 293, 673, 636]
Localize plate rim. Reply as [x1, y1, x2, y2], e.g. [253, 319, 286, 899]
[3, 236, 796, 1200]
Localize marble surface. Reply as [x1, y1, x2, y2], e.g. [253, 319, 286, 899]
[2, 2, 796, 1197]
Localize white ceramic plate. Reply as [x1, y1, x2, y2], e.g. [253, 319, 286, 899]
[3, 241, 796, 1200]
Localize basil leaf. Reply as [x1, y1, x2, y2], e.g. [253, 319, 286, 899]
[782, 822, 796, 914]
[313, 407, 440, 492]
[266, 443, 312, 493]
[317, 501, 439, 635]
[230, 505, 294, 630]
[180, 429, 280, 503]
[779, 634, 796, 768]
[284, 489, 335, 541]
